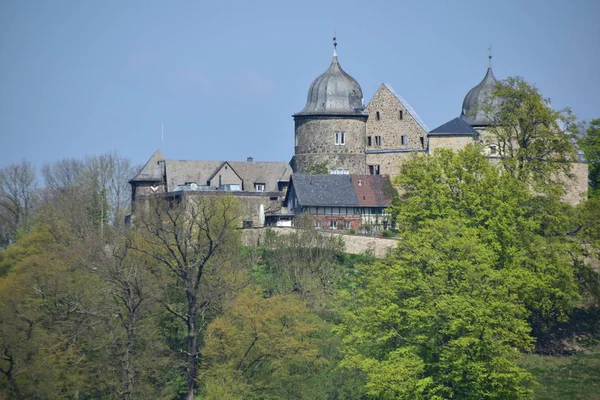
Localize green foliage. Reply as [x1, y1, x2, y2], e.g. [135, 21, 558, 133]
[391, 146, 584, 346]
[488, 77, 578, 197]
[579, 118, 600, 198]
[338, 218, 535, 399]
[201, 286, 326, 399]
[304, 156, 329, 175]
[255, 228, 345, 314]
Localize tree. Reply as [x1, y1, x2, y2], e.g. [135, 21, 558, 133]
[0, 161, 38, 247]
[256, 227, 345, 313]
[579, 118, 600, 198]
[486, 77, 578, 197]
[201, 286, 325, 399]
[338, 218, 535, 399]
[391, 147, 583, 350]
[134, 194, 242, 400]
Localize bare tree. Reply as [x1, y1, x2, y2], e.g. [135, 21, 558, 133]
[134, 194, 242, 400]
[0, 161, 38, 246]
[42, 158, 85, 192]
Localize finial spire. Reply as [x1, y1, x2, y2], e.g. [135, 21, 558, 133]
[333, 34, 338, 57]
[488, 44, 492, 68]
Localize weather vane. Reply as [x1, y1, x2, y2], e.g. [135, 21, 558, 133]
[333, 33, 338, 56]
[488, 44, 493, 67]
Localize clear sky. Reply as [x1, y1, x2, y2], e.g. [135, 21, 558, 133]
[1, 0, 599, 172]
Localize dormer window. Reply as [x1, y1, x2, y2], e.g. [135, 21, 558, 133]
[255, 183, 265, 192]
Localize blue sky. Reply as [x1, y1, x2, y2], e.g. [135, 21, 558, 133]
[1, 0, 599, 173]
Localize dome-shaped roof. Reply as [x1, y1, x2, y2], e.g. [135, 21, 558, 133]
[295, 46, 365, 116]
[461, 64, 501, 127]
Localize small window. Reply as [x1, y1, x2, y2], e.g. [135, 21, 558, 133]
[376, 111, 380, 121]
[375, 136, 382, 146]
[401, 135, 408, 145]
[330, 220, 336, 230]
[255, 183, 265, 192]
[344, 220, 351, 230]
[315, 220, 322, 229]
[399, 110, 403, 120]
[295, 132, 298, 147]
[334, 131, 346, 145]
[367, 136, 372, 146]
[368, 165, 380, 175]
[420, 136, 425, 148]
[490, 145, 497, 155]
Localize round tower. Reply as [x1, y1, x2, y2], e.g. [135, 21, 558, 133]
[291, 39, 367, 174]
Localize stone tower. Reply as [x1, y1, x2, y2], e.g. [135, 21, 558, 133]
[291, 40, 367, 174]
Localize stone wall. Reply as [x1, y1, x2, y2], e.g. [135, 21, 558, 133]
[428, 135, 475, 152]
[241, 227, 397, 258]
[293, 115, 367, 173]
[366, 151, 423, 177]
[561, 162, 589, 205]
[365, 85, 428, 151]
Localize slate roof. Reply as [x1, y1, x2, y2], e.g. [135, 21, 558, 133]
[286, 174, 392, 207]
[295, 47, 366, 116]
[461, 65, 501, 127]
[132, 151, 291, 192]
[429, 117, 480, 136]
[130, 149, 165, 182]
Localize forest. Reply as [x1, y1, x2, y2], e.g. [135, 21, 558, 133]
[0, 81, 599, 399]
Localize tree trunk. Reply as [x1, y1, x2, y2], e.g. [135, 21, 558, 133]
[185, 297, 198, 400]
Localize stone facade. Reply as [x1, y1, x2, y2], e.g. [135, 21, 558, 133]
[365, 84, 428, 151]
[365, 151, 422, 177]
[242, 227, 397, 259]
[428, 136, 475, 152]
[292, 115, 367, 174]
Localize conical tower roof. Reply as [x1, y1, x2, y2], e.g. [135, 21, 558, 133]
[295, 40, 365, 116]
[461, 58, 501, 127]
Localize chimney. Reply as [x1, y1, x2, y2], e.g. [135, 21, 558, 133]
[247, 156, 253, 162]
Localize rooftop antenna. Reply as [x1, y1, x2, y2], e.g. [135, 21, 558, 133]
[333, 33, 337, 57]
[488, 44, 493, 68]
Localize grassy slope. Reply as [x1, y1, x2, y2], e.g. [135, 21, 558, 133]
[520, 352, 600, 399]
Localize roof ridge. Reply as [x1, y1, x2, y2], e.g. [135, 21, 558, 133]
[382, 83, 429, 132]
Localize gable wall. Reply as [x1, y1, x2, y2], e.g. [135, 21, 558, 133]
[208, 164, 243, 188]
[365, 85, 428, 151]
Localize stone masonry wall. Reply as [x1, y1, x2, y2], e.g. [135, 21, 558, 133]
[293, 116, 367, 173]
[366, 151, 422, 177]
[428, 136, 475, 152]
[365, 85, 428, 151]
[242, 227, 397, 258]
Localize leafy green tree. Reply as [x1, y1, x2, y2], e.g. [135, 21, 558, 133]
[487, 77, 578, 197]
[579, 118, 600, 198]
[338, 218, 535, 399]
[201, 286, 326, 399]
[391, 146, 583, 349]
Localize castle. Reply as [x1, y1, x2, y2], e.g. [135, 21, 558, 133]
[130, 40, 588, 228]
